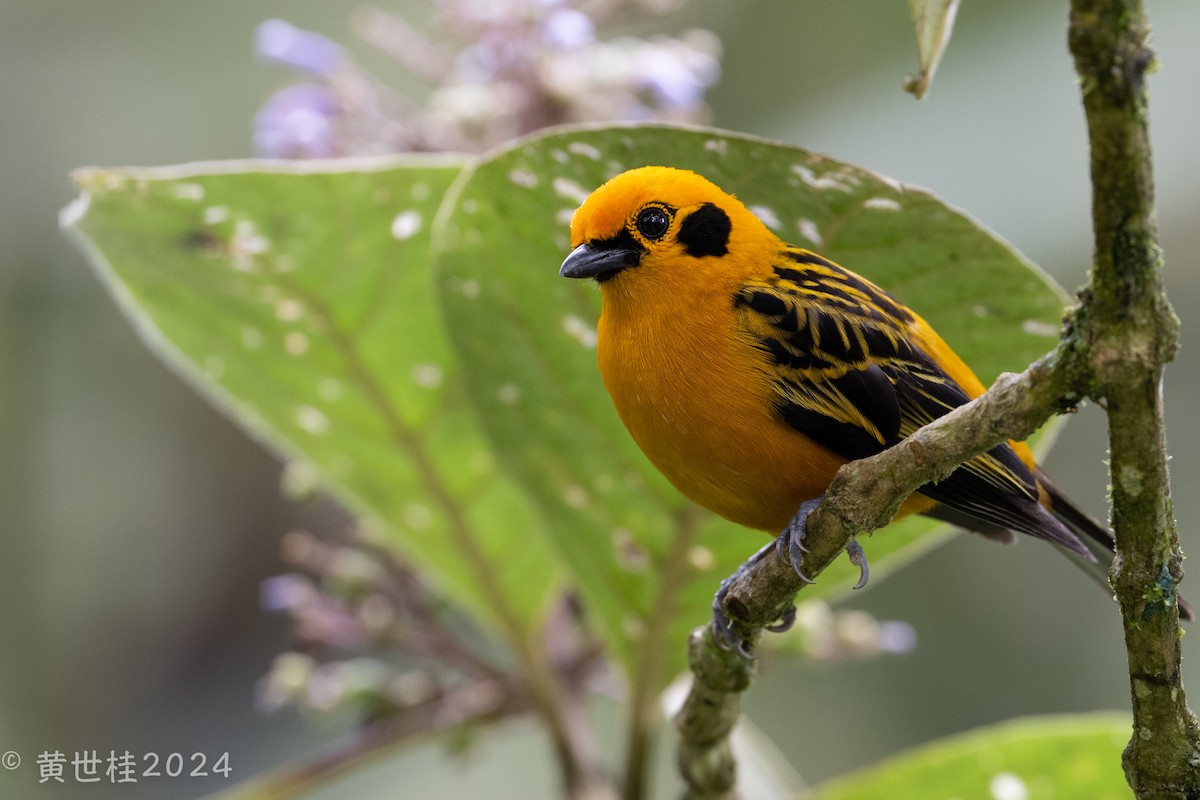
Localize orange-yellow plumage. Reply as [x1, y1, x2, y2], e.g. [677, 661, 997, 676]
[569, 167, 1025, 533]
[585, 172, 844, 531]
[560, 165, 1172, 613]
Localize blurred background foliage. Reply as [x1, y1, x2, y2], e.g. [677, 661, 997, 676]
[3, 0, 1200, 798]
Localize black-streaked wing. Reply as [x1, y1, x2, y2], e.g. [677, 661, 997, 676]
[734, 248, 1088, 553]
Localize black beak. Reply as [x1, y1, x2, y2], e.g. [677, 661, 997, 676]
[559, 243, 641, 282]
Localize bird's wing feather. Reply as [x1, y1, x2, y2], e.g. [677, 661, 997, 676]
[734, 247, 1087, 552]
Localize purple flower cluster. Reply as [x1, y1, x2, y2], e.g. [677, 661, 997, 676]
[256, 530, 510, 722]
[253, 83, 340, 159]
[786, 601, 918, 663]
[253, 0, 722, 158]
[255, 541, 398, 716]
[250, 0, 728, 726]
[256, 18, 344, 76]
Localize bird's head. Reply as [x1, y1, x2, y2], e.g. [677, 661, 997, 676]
[559, 166, 776, 295]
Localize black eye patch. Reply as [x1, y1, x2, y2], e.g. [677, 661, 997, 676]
[677, 203, 731, 258]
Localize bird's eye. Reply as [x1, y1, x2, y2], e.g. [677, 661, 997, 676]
[635, 206, 671, 240]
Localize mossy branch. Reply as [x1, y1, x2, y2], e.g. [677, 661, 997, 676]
[1068, 0, 1200, 795]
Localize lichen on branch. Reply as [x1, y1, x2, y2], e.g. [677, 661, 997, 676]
[1068, 0, 1199, 795]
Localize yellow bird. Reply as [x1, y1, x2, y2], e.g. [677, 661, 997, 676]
[559, 165, 1190, 638]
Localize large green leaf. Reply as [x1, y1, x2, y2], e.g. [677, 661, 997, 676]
[64, 157, 561, 643]
[813, 713, 1131, 800]
[433, 124, 1068, 680]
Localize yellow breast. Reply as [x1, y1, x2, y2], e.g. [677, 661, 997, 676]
[596, 263, 858, 532]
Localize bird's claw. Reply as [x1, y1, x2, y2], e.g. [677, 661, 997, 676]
[765, 603, 796, 633]
[777, 497, 822, 583]
[711, 580, 796, 659]
[779, 497, 870, 590]
[847, 538, 870, 590]
[711, 575, 754, 660]
[711, 498, 871, 658]
[710, 540, 796, 659]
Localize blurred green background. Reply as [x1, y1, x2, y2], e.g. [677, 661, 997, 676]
[3, 1, 1199, 797]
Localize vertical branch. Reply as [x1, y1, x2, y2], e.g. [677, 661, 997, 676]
[1067, 0, 1200, 794]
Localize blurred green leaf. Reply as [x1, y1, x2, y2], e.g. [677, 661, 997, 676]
[905, 0, 962, 98]
[812, 713, 1131, 800]
[64, 157, 562, 642]
[433, 123, 1068, 682]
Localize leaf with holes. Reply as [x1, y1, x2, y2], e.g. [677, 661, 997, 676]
[434, 124, 1069, 681]
[64, 156, 561, 643]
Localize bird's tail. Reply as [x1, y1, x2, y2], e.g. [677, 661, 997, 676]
[1036, 467, 1194, 622]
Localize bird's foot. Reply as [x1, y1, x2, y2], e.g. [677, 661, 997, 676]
[710, 540, 790, 660]
[711, 574, 750, 659]
[710, 497, 872, 658]
[778, 496, 871, 591]
[776, 497, 822, 582]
